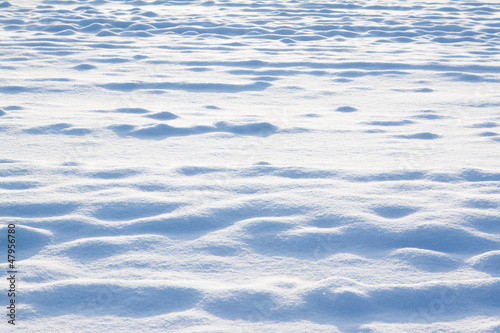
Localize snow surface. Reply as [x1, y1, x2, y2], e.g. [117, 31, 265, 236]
[1, 0, 500, 331]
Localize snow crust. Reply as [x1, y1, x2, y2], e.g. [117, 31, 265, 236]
[0, 0, 499, 331]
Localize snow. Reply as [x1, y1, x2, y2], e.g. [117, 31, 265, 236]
[1, 0, 500, 331]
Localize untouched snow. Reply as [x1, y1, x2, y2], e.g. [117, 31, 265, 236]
[1, 0, 500, 331]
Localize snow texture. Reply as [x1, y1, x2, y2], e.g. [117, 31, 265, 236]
[0, 0, 499, 332]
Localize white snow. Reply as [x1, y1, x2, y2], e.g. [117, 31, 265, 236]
[1, 0, 500, 331]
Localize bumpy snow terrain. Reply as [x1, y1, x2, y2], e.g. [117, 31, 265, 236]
[1, 0, 500, 331]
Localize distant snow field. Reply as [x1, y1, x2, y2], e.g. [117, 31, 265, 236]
[1, 0, 499, 331]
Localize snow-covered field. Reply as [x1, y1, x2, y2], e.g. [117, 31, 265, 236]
[1, 0, 500, 331]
